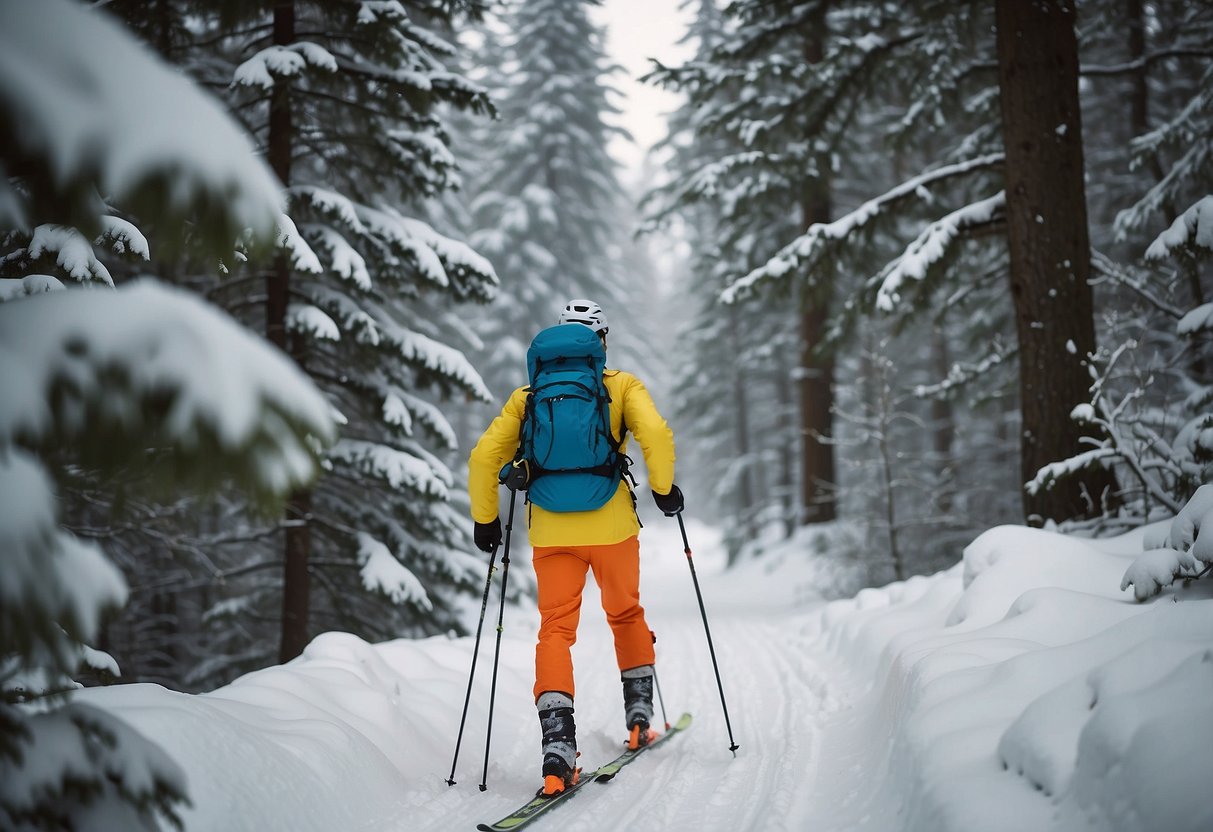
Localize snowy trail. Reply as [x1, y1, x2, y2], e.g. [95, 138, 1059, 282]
[402, 519, 849, 832]
[77, 519, 1213, 832]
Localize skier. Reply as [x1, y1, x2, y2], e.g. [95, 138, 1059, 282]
[468, 299, 683, 798]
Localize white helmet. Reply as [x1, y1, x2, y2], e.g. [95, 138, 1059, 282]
[558, 299, 608, 336]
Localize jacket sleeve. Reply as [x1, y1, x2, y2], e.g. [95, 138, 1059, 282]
[468, 387, 527, 523]
[620, 373, 676, 495]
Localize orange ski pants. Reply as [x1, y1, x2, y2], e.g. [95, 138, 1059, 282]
[532, 535, 655, 701]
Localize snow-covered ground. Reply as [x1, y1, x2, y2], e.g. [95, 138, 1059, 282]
[78, 516, 1212, 831]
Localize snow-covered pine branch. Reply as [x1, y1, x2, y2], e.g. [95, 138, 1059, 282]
[1144, 194, 1213, 262]
[0, 0, 281, 247]
[1122, 484, 1213, 601]
[0, 279, 336, 502]
[0, 281, 336, 828]
[913, 338, 1017, 400]
[1114, 62, 1213, 240]
[874, 191, 1006, 312]
[355, 532, 433, 610]
[723, 153, 1005, 303]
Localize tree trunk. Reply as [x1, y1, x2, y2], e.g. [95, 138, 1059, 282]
[995, 0, 1118, 524]
[798, 292, 836, 524]
[775, 350, 796, 536]
[1126, 0, 1149, 136]
[727, 305, 755, 565]
[267, 0, 312, 664]
[280, 490, 312, 662]
[797, 15, 837, 526]
[930, 323, 956, 515]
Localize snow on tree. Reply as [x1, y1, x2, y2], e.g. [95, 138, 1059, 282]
[640, 0, 801, 556]
[0, 0, 281, 269]
[0, 0, 335, 826]
[1038, 187, 1213, 525]
[665, 0, 1213, 531]
[648, 0, 851, 527]
[119, 0, 501, 667]
[1121, 483, 1213, 601]
[0, 282, 335, 830]
[462, 0, 643, 399]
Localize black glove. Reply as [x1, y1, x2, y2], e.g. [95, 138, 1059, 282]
[651, 484, 684, 516]
[474, 519, 502, 553]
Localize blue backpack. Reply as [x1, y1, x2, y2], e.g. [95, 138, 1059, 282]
[503, 324, 627, 512]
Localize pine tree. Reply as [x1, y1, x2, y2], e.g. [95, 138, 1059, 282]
[649, 0, 848, 527]
[464, 0, 639, 401]
[0, 0, 333, 824]
[994, 0, 1118, 522]
[644, 0, 802, 557]
[224, 0, 498, 660]
[95, 0, 500, 677]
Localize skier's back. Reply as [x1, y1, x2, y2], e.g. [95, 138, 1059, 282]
[468, 299, 683, 797]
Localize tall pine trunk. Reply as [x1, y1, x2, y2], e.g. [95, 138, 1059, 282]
[798, 14, 836, 526]
[995, 0, 1117, 523]
[727, 304, 756, 565]
[267, 0, 312, 664]
[930, 323, 956, 515]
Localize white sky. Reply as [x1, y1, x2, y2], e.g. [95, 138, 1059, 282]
[591, 0, 695, 176]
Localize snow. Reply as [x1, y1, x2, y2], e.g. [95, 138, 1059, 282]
[1144, 195, 1213, 260]
[307, 225, 372, 290]
[0, 274, 65, 301]
[724, 154, 1004, 303]
[876, 191, 1006, 312]
[356, 532, 433, 609]
[0, 449, 128, 654]
[0, 280, 334, 464]
[0, 0, 282, 236]
[232, 43, 338, 89]
[98, 215, 151, 259]
[276, 213, 324, 275]
[330, 439, 451, 498]
[0, 702, 189, 830]
[1177, 302, 1213, 335]
[20, 224, 116, 285]
[1120, 545, 1203, 601]
[287, 303, 341, 342]
[70, 511, 1212, 832]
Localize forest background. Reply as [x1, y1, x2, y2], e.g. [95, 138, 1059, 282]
[1, 3, 1211, 821]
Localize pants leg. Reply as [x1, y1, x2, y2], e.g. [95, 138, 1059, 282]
[532, 546, 590, 700]
[588, 536, 655, 672]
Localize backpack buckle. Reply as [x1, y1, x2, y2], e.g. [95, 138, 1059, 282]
[503, 458, 530, 492]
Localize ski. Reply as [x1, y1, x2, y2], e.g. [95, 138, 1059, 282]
[475, 713, 692, 831]
[594, 711, 692, 783]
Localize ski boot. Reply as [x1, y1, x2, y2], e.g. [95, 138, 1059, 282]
[536, 691, 579, 797]
[621, 665, 659, 750]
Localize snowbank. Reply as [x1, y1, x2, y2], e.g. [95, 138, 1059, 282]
[813, 523, 1213, 832]
[78, 633, 465, 831]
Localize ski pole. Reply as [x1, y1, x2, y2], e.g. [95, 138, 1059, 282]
[676, 511, 739, 755]
[479, 489, 518, 791]
[445, 536, 499, 787]
[652, 665, 670, 731]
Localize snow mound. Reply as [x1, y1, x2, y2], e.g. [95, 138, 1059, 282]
[77, 632, 468, 831]
[814, 521, 1213, 832]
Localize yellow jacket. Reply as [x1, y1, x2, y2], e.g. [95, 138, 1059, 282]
[469, 369, 676, 547]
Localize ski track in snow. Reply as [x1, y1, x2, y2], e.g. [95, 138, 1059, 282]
[401, 521, 846, 832]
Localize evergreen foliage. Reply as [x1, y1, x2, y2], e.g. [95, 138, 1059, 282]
[463, 0, 639, 400]
[0, 0, 334, 825]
